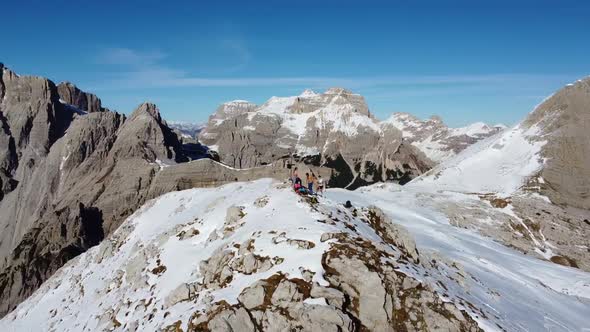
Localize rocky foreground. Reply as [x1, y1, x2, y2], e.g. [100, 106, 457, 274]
[1, 179, 588, 331]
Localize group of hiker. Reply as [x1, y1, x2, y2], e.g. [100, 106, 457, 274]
[290, 167, 324, 195]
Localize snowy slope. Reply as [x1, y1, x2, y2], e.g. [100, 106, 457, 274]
[327, 186, 590, 332]
[3, 180, 424, 331]
[0, 180, 330, 330]
[2, 179, 589, 331]
[409, 122, 545, 196]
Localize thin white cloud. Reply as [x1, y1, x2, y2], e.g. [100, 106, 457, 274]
[91, 72, 571, 91]
[95, 48, 166, 66]
[219, 39, 252, 72]
[88, 47, 573, 92]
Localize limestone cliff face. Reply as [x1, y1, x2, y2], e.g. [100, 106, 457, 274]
[0, 100, 170, 315]
[0, 64, 73, 202]
[0, 66, 210, 316]
[522, 77, 590, 209]
[199, 89, 433, 188]
[57, 82, 106, 113]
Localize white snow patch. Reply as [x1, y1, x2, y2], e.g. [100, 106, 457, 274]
[410, 124, 546, 196]
[326, 187, 590, 332]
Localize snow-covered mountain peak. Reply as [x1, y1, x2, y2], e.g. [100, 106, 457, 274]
[226, 99, 251, 105]
[383, 112, 426, 128]
[324, 87, 355, 95]
[428, 115, 444, 123]
[450, 121, 493, 137]
[299, 89, 317, 97]
[199, 88, 499, 186]
[221, 99, 257, 110]
[207, 100, 258, 125]
[199, 88, 429, 186]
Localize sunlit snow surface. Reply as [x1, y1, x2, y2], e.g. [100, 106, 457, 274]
[1, 179, 588, 331]
[247, 94, 381, 156]
[327, 186, 590, 332]
[0, 180, 369, 331]
[410, 123, 545, 196]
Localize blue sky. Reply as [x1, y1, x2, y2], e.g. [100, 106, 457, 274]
[2, 0, 589, 126]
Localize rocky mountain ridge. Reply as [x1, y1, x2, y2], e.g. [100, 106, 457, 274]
[57, 81, 108, 114]
[383, 113, 505, 162]
[199, 88, 430, 188]
[0, 179, 484, 331]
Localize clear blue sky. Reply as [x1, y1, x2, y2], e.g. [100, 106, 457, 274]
[2, 0, 589, 126]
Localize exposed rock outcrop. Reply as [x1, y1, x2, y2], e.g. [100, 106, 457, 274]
[0, 64, 73, 203]
[0, 99, 171, 315]
[0, 65, 218, 316]
[57, 82, 106, 113]
[521, 77, 590, 209]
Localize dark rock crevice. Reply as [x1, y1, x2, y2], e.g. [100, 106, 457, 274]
[0, 202, 105, 316]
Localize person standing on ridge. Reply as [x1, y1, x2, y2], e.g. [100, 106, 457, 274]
[306, 172, 314, 194]
[293, 168, 302, 187]
[317, 175, 324, 195]
[291, 167, 299, 184]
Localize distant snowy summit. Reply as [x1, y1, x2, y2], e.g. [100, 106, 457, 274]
[383, 112, 505, 162]
[199, 87, 430, 188]
[167, 120, 206, 139]
[196, 88, 500, 187]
